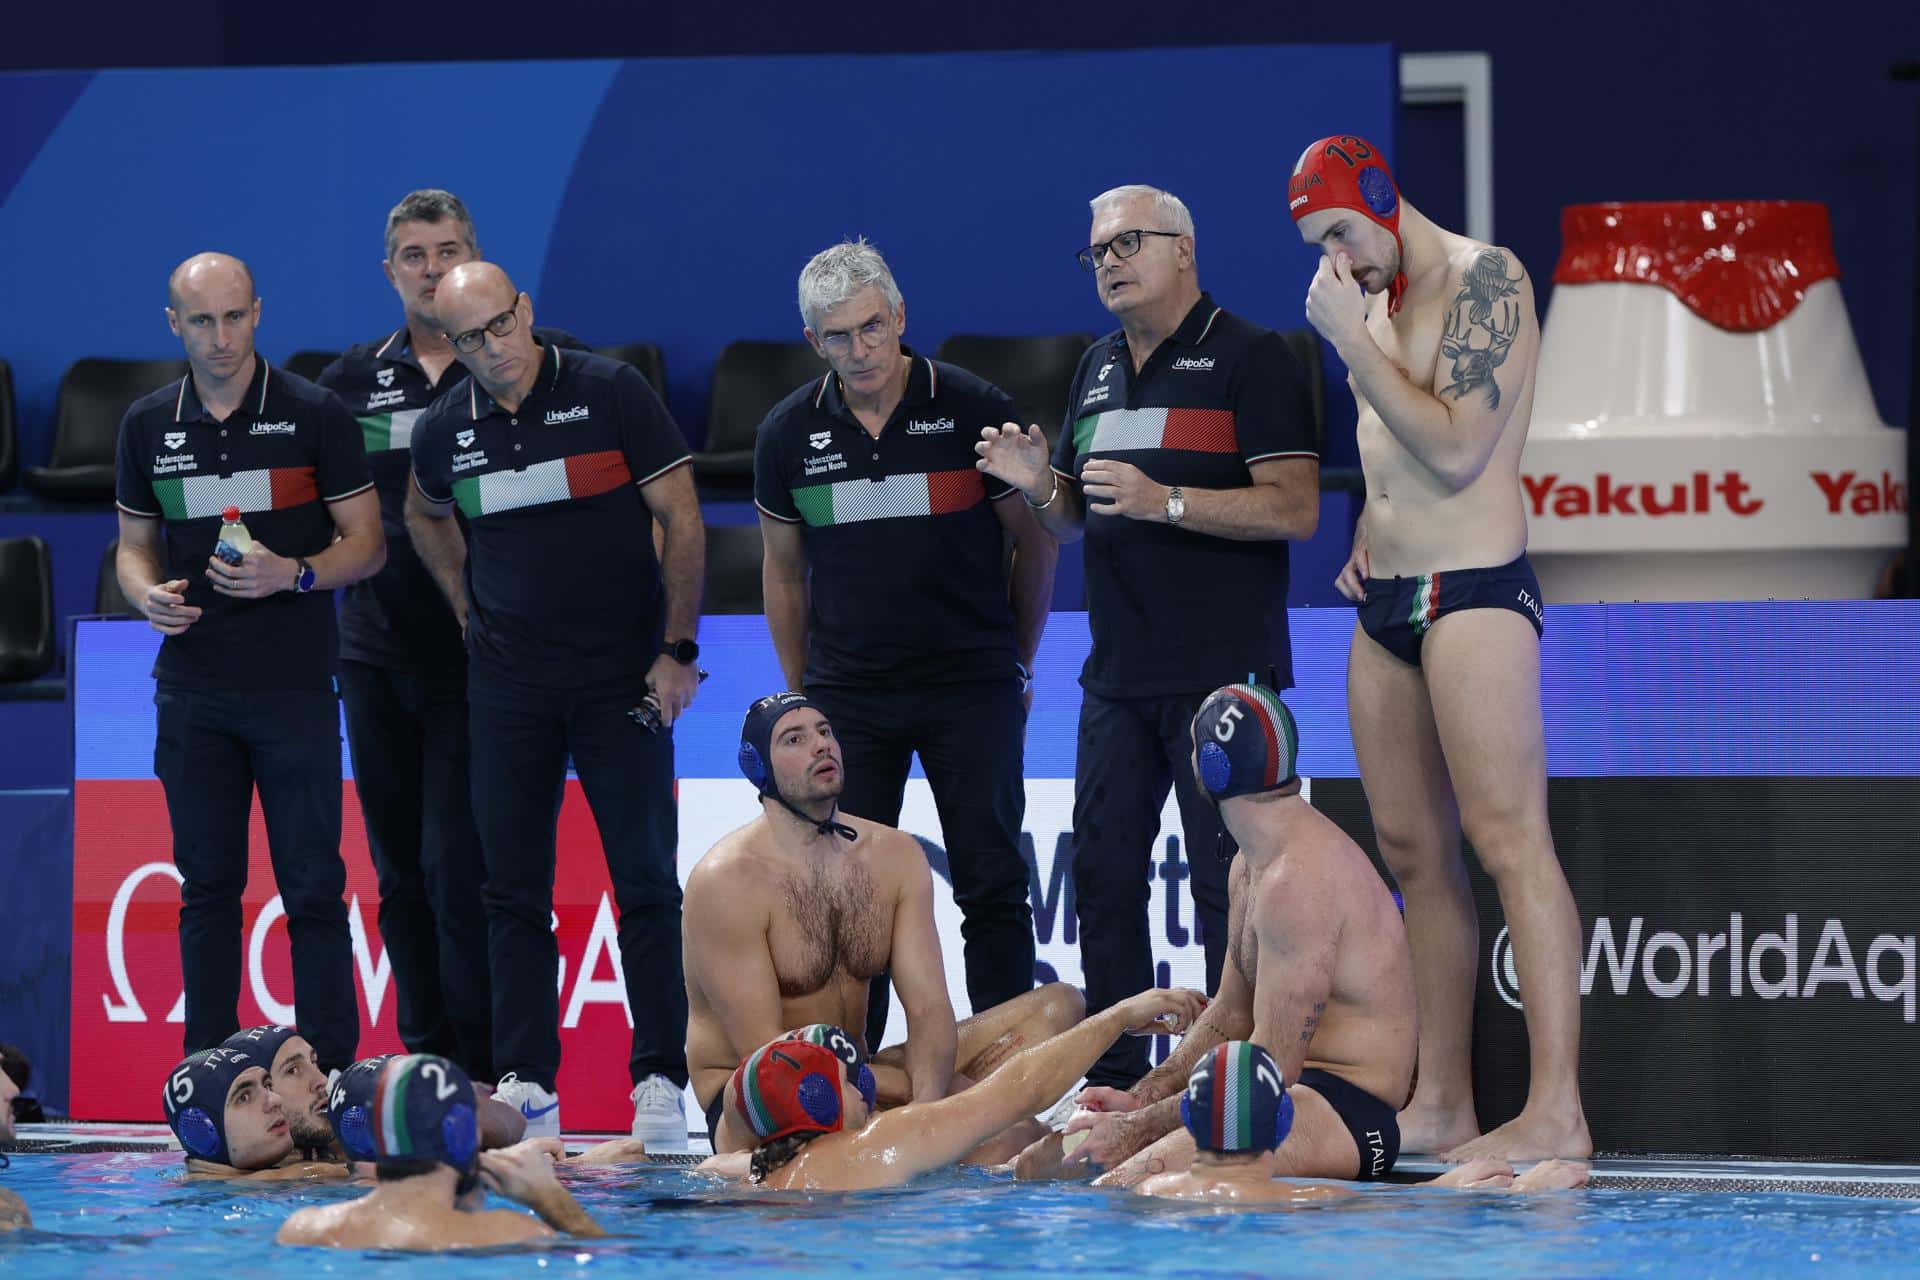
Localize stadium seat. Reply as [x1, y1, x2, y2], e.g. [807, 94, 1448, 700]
[934, 334, 1093, 437]
[703, 523, 765, 615]
[25, 358, 190, 501]
[1278, 329, 1326, 455]
[283, 350, 340, 383]
[94, 538, 138, 617]
[595, 342, 668, 400]
[0, 536, 55, 682]
[697, 341, 823, 492]
[0, 357, 16, 492]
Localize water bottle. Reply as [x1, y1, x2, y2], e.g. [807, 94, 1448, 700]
[215, 505, 253, 566]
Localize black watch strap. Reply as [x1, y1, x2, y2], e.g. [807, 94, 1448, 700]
[661, 638, 699, 663]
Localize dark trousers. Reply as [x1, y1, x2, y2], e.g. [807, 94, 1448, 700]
[1071, 689, 1234, 1088]
[153, 685, 358, 1072]
[339, 660, 493, 1079]
[809, 679, 1035, 1050]
[468, 683, 686, 1092]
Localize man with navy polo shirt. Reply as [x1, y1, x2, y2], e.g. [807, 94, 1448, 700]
[317, 190, 588, 1082]
[978, 186, 1320, 1090]
[757, 239, 1056, 1059]
[405, 261, 704, 1146]
[115, 252, 385, 1074]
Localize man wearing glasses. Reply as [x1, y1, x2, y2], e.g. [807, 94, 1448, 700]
[404, 262, 705, 1147]
[316, 190, 587, 1090]
[977, 185, 1320, 1098]
[756, 238, 1057, 1060]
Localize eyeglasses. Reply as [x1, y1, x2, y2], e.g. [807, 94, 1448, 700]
[447, 293, 524, 354]
[1076, 229, 1184, 272]
[818, 316, 893, 358]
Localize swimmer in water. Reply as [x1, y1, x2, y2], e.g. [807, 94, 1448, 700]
[278, 1054, 607, 1250]
[728, 985, 1206, 1191]
[162, 1047, 347, 1181]
[0, 1063, 28, 1231]
[1134, 1041, 1588, 1202]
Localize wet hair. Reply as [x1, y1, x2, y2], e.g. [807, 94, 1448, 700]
[376, 1156, 478, 1196]
[384, 189, 480, 260]
[0, 1044, 28, 1091]
[747, 1129, 828, 1183]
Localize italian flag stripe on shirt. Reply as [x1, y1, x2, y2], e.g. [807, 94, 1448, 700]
[152, 467, 319, 521]
[357, 409, 424, 454]
[790, 468, 983, 528]
[1071, 407, 1238, 456]
[450, 449, 631, 518]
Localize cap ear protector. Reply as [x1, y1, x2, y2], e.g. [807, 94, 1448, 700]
[1192, 684, 1300, 804]
[737, 741, 768, 790]
[1178, 1041, 1295, 1154]
[782, 1024, 877, 1111]
[328, 1054, 396, 1162]
[732, 1039, 851, 1142]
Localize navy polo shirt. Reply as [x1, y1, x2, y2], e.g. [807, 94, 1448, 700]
[317, 325, 586, 677]
[755, 351, 1021, 687]
[1051, 294, 1318, 698]
[410, 343, 690, 699]
[114, 358, 375, 690]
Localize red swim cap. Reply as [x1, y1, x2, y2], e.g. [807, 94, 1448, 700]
[1289, 135, 1409, 316]
[732, 1038, 848, 1143]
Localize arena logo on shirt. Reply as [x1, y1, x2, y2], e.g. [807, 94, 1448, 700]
[1171, 356, 1216, 371]
[163, 432, 186, 450]
[1490, 914, 1917, 1023]
[809, 431, 832, 451]
[455, 429, 476, 448]
[376, 367, 396, 388]
[545, 405, 590, 425]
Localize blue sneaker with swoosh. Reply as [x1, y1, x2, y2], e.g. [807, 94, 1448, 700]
[494, 1073, 560, 1140]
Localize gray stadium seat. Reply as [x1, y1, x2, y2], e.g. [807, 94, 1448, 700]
[25, 358, 190, 502]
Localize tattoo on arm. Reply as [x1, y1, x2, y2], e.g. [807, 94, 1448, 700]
[1299, 1000, 1327, 1045]
[1439, 250, 1523, 410]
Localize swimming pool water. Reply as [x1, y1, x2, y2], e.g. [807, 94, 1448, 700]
[4, 1153, 1919, 1278]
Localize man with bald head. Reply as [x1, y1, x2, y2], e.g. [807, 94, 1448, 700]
[115, 253, 385, 1073]
[406, 263, 705, 1145]
[317, 191, 590, 1085]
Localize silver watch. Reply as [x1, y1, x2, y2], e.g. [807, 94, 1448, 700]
[1165, 486, 1186, 526]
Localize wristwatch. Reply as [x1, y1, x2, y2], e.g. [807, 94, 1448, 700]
[1165, 486, 1186, 526]
[661, 638, 699, 664]
[293, 558, 316, 593]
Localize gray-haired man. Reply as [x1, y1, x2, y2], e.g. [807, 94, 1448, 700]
[976, 185, 1321, 1092]
[754, 238, 1057, 1071]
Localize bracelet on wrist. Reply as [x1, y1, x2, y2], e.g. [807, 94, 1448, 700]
[1023, 471, 1059, 510]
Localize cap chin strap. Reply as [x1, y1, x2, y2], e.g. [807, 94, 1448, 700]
[767, 786, 858, 842]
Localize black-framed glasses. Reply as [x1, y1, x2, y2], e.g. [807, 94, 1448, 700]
[447, 293, 524, 354]
[1076, 229, 1184, 272]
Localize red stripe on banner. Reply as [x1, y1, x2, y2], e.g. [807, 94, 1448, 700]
[1160, 408, 1238, 453]
[925, 468, 985, 514]
[564, 449, 633, 500]
[270, 466, 319, 509]
[69, 777, 649, 1127]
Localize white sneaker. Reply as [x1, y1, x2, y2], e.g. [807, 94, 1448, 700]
[629, 1075, 687, 1152]
[495, 1072, 561, 1140]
